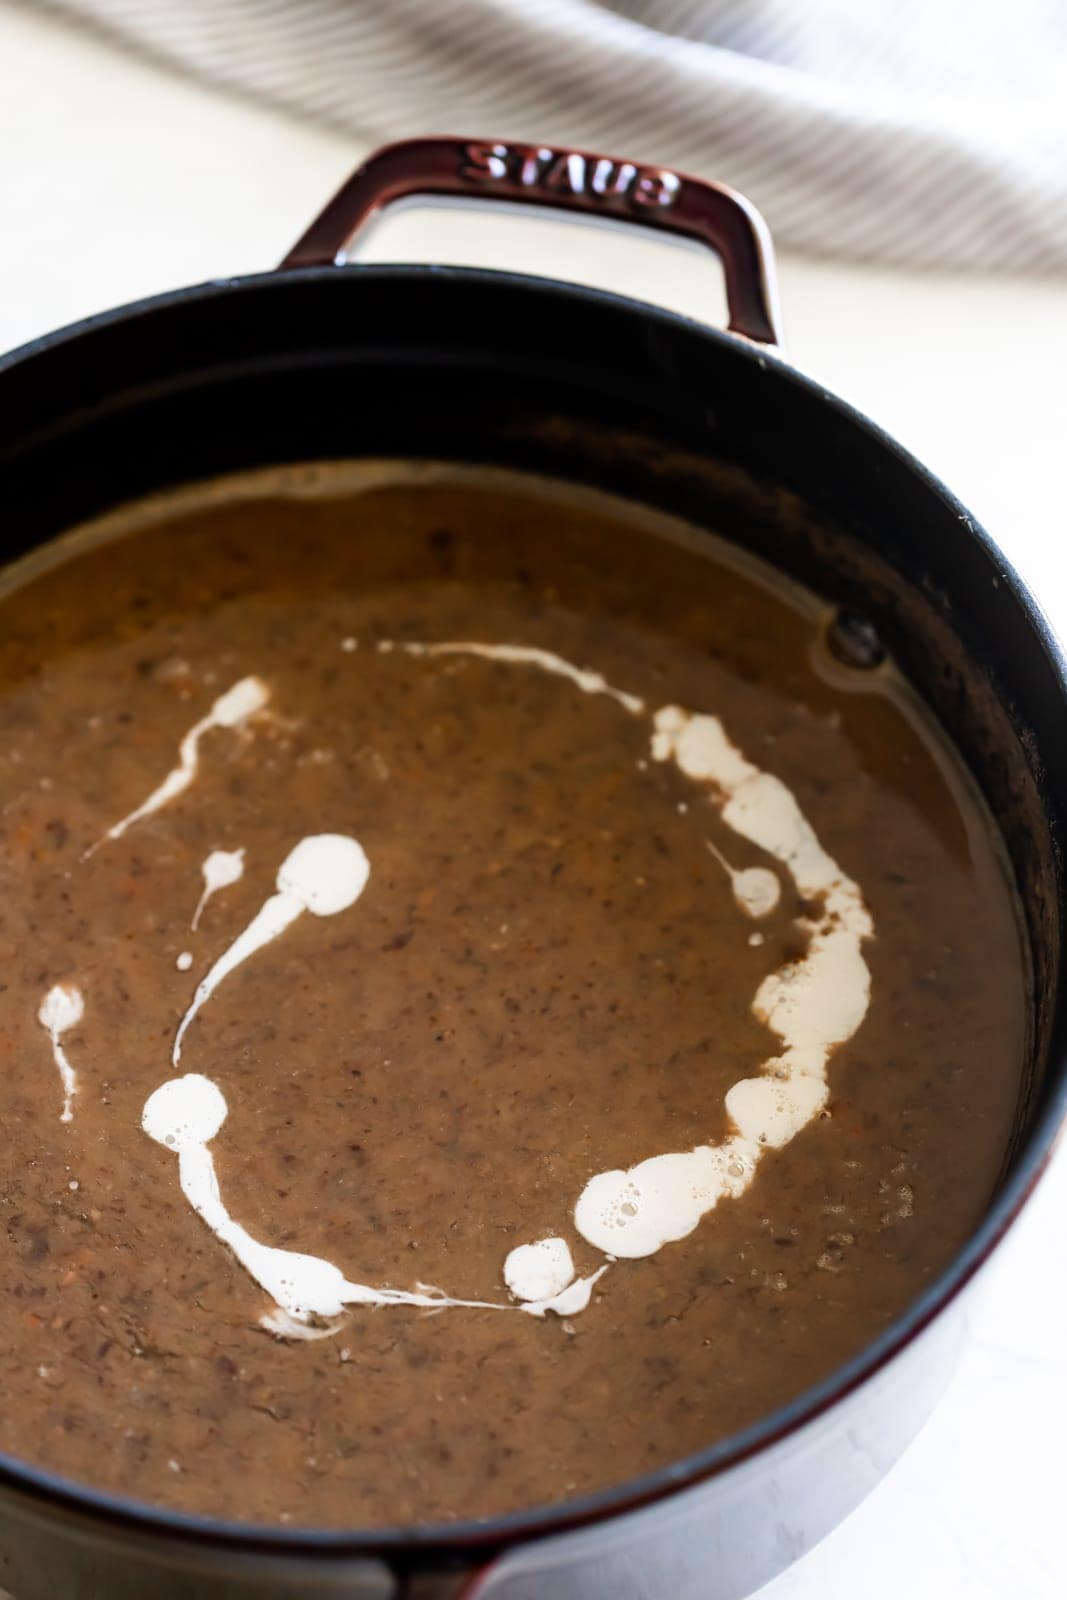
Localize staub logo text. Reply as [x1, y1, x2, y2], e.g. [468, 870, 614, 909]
[458, 141, 681, 211]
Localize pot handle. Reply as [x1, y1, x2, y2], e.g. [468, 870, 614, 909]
[282, 136, 783, 347]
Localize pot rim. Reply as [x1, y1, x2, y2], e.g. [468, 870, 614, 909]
[1, 261, 1065, 1561]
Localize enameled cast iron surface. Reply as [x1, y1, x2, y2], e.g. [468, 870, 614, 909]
[0, 266, 1064, 1599]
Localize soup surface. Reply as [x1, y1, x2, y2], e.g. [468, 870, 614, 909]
[0, 464, 1026, 1527]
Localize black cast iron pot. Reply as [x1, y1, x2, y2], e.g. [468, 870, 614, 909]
[0, 138, 1064, 1600]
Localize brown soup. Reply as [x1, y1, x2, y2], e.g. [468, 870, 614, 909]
[0, 464, 1026, 1526]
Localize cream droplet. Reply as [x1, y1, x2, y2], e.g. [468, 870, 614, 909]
[706, 841, 781, 918]
[192, 848, 245, 930]
[504, 1238, 576, 1303]
[173, 835, 370, 1063]
[38, 984, 85, 1122]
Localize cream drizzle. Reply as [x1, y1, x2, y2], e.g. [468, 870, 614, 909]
[85, 677, 269, 858]
[192, 848, 245, 930]
[377, 639, 645, 715]
[37, 984, 84, 1123]
[142, 1073, 605, 1333]
[573, 705, 872, 1259]
[173, 834, 369, 1064]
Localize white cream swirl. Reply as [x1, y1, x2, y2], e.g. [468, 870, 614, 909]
[132, 638, 873, 1337]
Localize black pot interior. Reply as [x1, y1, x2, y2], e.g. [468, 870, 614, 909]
[0, 262, 1065, 1541]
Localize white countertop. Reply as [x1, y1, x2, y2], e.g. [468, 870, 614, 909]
[2, 6, 1066, 1597]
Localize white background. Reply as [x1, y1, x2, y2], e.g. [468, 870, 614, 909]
[1, 5, 1066, 1596]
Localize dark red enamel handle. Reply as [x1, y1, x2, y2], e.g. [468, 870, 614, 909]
[282, 136, 783, 346]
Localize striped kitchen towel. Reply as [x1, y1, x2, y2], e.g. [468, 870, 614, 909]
[28, 0, 1067, 272]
